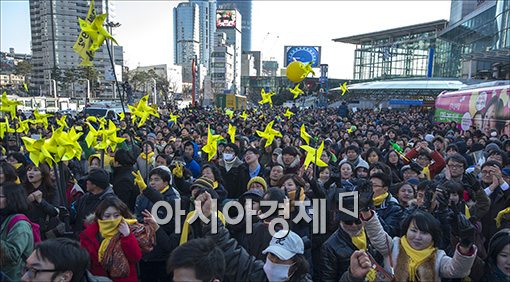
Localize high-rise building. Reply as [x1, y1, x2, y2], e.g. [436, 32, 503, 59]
[217, 0, 251, 52]
[210, 32, 235, 95]
[189, 0, 217, 68]
[216, 9, 242, 93]
[29, 0, 122, 97]
[174, 2, 200, 83]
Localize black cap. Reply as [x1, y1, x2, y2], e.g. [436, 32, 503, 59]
[336, 196, 358, 221]
[87, 168, 110, 189]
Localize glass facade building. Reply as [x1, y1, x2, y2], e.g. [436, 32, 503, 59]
[173, 2, 200, 82]
[217, 0, 252, 52]
[190, 0, 217, 68]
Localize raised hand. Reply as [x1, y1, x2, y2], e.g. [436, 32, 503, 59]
[132, 170, 147, 191]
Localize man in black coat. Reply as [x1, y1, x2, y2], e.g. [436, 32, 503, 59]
[111, 149, 139, 211]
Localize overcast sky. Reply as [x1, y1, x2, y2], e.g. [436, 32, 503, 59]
[1, 0, 451, 79]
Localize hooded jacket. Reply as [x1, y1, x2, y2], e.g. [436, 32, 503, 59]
[71, 187, 116, 235]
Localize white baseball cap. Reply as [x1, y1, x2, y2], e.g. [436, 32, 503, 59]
[262, 230, 304, 260]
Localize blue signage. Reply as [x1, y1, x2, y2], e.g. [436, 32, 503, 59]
[389, 99, 424, 106]
[285, 46, 321, 67]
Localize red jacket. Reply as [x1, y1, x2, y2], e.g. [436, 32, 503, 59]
[404, 148, 446, 179]
[80, 221, 141, 282]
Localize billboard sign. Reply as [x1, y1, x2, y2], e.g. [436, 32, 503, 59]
[284, 46, 321, 67]
[216, 10, 237, 28]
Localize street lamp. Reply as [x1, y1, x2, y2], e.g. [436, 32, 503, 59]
[51, 79, 57, 99]
[77, 79, 90, 107]
[151, 78, 157, 105]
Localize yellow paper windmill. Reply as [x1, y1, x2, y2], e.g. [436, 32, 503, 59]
[258, 88, 275, 107]
[94, 120, 126, 152]
[118, 112, 125, 121]
[0, 92, 22, 117]
[340, 82, 349, 96]
[129, 95, 160, 127]
[300, 141, 328, 169]
[283, 109, 294, 119]
[14, 117, 30, 134]
[227, 124, 236, 143]
[0, 117, 15, 139]
[78, 14, 118, 52]
[85, 122, 99, 148]
[22, 137, 54, 166]
[202, 126, 223, 161]
[300, 124, 312, 145]
[32, 109, 53, 129]
[56, 116, 69, 129]
[240, 111, 248, 121]
[289, 84, 304, 99]
[302, 62, 316, 78]
[168, 113, 179, 125]
[256, 121, 282, 147]
[225, 109, 234, 119]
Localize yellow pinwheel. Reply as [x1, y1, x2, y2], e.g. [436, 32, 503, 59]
[129, 95, 160, 127]
[227, 124, 236, 143]
[0, 92, 22, 117]
[168, 113, 179, 125]
[283, 108, 294, 119]
[240, 111, 248, 121]
[225, 109, 234, 119]
[289, 84, 304, 99]
[14, 117, 30, 134]
[32, 109, 52, 129]
[78, 14, 118, 52]
[22, 137, 54, 166]
[340, 82, 349, 96]
[95, 120, 126, 152]
[300, 124, 312, 145]
[56, 116, 69, 129]
[85, 122, 99, 148]
[202, 126, 223, 161]
[118, 112, 125, 121]
[258, 88, 275, 107]
[300, 141, 328, 169]
[302, 62, 316, 78]
[0, 117, 15, 139]
[256, 121, 282, 147]
[23, 83, 29, 92]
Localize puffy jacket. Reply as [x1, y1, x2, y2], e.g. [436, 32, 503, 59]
[374, 194, 403, 237]
[80, 221, 141, 282]
[0, 214, 34, 281]
[203, 221, 312, 282]
[111, 166, 139, 212]
[134, 186, 181, 262]
[319, 227, 381, 282]
[71, 187, 116, 235]
[219, 158, 250, 199]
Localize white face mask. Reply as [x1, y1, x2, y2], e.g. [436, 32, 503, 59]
[223, 153, 234, 161]
[263, 258, 291, 282]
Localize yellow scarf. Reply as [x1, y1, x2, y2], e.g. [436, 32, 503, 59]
[140, 152, 154, 161]
[159, 185, 170, 194]
[288, 189, 306, 212]
[351, 227, 367, 250]
[496, 207, 510, 228]
[12, 163, 22, 169]
[373, 192, 389, 206]
[97, 217, 138, 262]
[400, 235, 437, 282]
[213, 181, 219, 189]
[422, 165, 431, 180]
[179, 211, 226, 245]
[464, 204, 471, 219]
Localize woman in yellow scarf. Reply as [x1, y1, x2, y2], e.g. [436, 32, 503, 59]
[359, 208, 477, 281]
[80, 197, 141, 282]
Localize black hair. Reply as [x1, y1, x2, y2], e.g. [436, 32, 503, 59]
[149, 167, 172, 184]
[7, 152, 27, 165]
[488, 149, 508, 166]
[445, 153, 468, 169]
[114, 149, 136, 167]
[244, 147, 260, 156]
[260, 187, 287, 220]
[401, 209, 442, 247]
[201, 163, 224, 184]
[1, 182, 29, 215]
[34, 238, 90, 282]
[155, 154, 173, 166]
[167, 238, 225, 281]
[365, 147, 382, 163]
[288, 254, 309, 282]
[345, 145, 360, 155]
[446, 144, 459, 152]
[25, 163, 56, 201]
[481, 160, 502, 170]
[0, 162, 18, 183]
[369, 161, 392, 177]
[370, 172, 391, 188]
[442, 180, 464, 196]
[95, 197, 134, 220]
[224, 143, 240, 156]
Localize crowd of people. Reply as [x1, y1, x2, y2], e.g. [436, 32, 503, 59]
[1, 103, 510, 282]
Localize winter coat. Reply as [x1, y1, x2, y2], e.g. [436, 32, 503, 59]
[319, 227, 381, 282]
[364, 211, 477, 281]
[71, 187, 116, 235]
[134, 155, 155, 181]
[111, 166, 139, 212]
[0, 214, 34, 281]
[218, 158, 250, 199]
[374, 194, 403, 237]
[277, 154, 303, 175]
[404, 148, 446, 179]
[80, 221, 141, 282]
[203, 221, 312, 282]
[481, 184, 510, 242]
[134, 186, 181, 262]
[244, 221, 274, 261]
[24, 184, 59, 237]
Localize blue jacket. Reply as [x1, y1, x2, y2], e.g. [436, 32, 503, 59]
[374, 194, 403, 237]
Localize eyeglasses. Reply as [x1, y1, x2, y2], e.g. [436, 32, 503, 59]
[22, 266, 58, 279]
[448, 164, 464, 169]
[481, 170, 493, 175]
[343, 219, 362, 225]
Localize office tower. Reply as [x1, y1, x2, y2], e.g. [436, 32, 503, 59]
[190, 0, 217, 68]
[29, 0, 121, 97]
[174, 2, 200, 83]
[217, 0, 251, 52]
[216, 9, 242, 93]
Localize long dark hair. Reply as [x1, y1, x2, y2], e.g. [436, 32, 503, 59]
[287, 254, 309, 282]
[94, 197, 134, 220]
[25, 163, 56, 200]
[0, 162, 18, 183]
[1, 182, 29, 215]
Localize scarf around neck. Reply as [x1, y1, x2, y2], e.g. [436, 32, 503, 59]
[373, 192, 389, 206]
[97, 217, 137, 262]
[400, 235, 436, 282]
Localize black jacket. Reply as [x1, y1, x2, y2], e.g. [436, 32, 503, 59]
[135, 186, 181, 262]
[374, 194, 403, 237]
[320, 228, 381, 282]
[111, 166, 139, 211]
[70, 187, 116, 235]
[24, 184, 59, 237]
[218, 158, 250, 199]
[482, 186, 510, 241]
